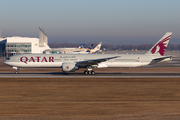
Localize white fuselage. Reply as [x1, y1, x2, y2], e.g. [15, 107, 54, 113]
[4, 53, 155, 68]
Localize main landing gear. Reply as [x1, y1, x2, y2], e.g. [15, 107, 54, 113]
[84, 66, 95, 75]
[84, 70, 95, 75]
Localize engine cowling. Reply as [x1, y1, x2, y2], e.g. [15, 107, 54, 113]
[62, 63, 78, 72]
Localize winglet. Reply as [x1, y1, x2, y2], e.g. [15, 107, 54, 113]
[115, 56, 121, 58]
[146, 32, 172, 56]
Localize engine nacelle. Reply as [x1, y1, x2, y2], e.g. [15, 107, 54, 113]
[62, 63, 78, 72]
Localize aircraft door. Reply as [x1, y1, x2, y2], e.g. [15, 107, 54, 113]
[138, 57, 143, 63]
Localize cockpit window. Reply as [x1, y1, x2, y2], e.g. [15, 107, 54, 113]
[6, 58, 10, 60]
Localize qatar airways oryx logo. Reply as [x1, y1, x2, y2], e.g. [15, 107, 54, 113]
[66, 66, 69, 69]
[151, 35, 171, 56]
[20, 56, 54, 64]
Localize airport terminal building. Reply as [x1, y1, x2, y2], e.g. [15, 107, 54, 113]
[0, 27, 50, 58]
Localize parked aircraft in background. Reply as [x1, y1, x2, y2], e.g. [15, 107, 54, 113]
[70, 42, 102, 54]
[43, 42, 102, 54]
[87, 42, 102, 53]
[44, 43, 86, 54]
[67, 43, 93, 54]
[4, 33, 172, 74]
[76, 43, 85, 49]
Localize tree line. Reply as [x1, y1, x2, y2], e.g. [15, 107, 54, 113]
[49, 42, 180, 50]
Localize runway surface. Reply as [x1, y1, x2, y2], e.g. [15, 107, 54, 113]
[0, 72, 180, 78]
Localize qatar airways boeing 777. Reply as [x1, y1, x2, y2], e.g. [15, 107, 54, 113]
[4, 32, 172, 74]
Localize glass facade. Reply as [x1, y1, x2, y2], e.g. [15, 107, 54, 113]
[43, 49, 62, 54]
[0, 42, 6, 58]
[6, 43, 31, 56]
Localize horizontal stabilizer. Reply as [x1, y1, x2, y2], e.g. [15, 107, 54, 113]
[149, 56, 172, 65]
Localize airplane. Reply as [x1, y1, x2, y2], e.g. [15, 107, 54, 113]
[67, 43, 94, 54]
[87, 42, 102, 53]
[69, 42, 102, 54]
[44, 42, 101, 54]
[77, 43, 85, 49]
[44, 43, 86, 54]
[4, 32, 172, 75]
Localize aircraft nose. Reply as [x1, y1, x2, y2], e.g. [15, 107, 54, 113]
[3, 60, 7, 65]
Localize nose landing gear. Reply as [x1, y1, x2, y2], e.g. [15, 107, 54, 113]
[13, 67, 21, 74]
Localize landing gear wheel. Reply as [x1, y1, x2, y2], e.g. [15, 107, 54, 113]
[88, 71, 92, 75]
[91, 71, 95, 75]
[15, 71, 18, 74]
[84, 70, 95, 75]
[84, 71, 88, 75]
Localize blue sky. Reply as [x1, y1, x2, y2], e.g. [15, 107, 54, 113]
[0, 0, 180, 45]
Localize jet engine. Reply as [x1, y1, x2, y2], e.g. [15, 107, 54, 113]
[62, 63, 79, 72]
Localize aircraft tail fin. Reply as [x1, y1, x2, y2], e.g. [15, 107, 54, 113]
[146, 32, 172, 56]
[93, 42, 102, 51]
[86, 48, 91, 52]
[85, 43, 94, 52]
[88, 43, 94, 49]
[77, 43, 85, 49]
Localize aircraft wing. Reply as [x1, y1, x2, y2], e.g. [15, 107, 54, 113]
[149, 55, 172, 65]
[77, 56, 120, 66]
